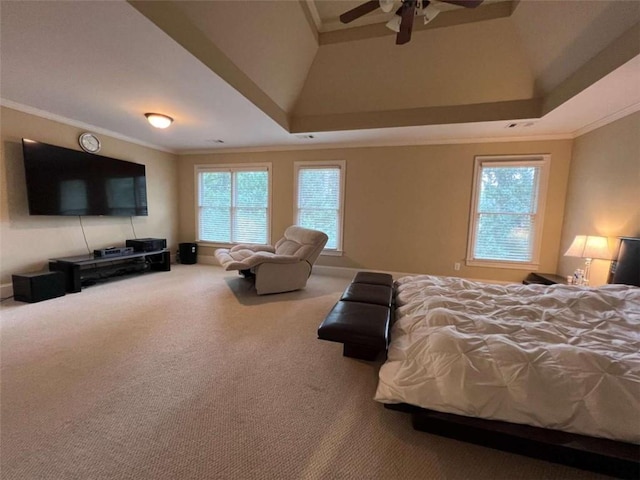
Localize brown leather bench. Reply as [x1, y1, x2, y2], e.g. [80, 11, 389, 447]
[317, 272, 393, 360]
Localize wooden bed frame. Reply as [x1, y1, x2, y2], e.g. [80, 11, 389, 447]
[385, 403, 639, 478]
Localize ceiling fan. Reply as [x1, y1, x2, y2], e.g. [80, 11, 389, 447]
[339, 0, 483, 45]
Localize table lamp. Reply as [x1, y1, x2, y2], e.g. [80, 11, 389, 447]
[564, 235, 611, 285]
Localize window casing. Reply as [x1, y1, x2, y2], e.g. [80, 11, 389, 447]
[293, 161, 345, 253]
[196, 163, 271, 245]
[466, 155, 550, 269]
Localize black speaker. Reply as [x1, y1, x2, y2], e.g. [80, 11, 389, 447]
[179, 243, 198, 264]
[12, 271, 66, 303]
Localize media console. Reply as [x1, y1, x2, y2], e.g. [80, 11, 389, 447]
[49, 249, 170, 293]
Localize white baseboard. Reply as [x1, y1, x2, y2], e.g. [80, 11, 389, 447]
[312, 265, 357, 278]
[182, 256, 512, 285]
[313, 265, 422, 280]
[195, 257, 403, 278]
[196, 255, 219, 266]
[1, 282, 13, 299]
[313, 265, 512, 285]
[0, 264, 510, 301]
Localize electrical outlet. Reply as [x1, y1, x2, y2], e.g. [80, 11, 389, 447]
[454, 262, 461, 271]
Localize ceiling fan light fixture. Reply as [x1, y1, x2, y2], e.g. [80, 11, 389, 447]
[423, 4, 440, 24]
[145, 113, 173, 129]
[341, 0, 483, 44]
[386, 14, 402, 33]
[379, 0, 395, 13]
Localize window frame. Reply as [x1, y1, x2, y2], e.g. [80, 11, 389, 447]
[466, 154, 550, 270]
[195, 162, 272, 247]
[293, 160, 346, 255]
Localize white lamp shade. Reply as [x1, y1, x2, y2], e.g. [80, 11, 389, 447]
[564, 235, 611, 260]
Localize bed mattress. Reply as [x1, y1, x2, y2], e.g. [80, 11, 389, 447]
[375, 275, 640, 444]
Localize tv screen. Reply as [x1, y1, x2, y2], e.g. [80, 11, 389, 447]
[22, 139, 148, 216]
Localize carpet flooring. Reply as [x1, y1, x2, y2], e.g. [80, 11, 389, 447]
[1, 265, 608, 479]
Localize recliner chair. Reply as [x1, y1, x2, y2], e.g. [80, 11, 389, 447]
[214, 226, 328, 295]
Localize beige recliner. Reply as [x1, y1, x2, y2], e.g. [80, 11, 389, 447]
[214, 226, 328, 295]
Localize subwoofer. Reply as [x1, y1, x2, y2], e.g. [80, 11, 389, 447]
[12, 271, 66, 303]
[179, 242, 198, 264]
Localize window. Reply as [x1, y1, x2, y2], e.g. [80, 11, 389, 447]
[294, 161, 345, 252]
[466, 155, 549, 269]
[196, 164, 271, 244]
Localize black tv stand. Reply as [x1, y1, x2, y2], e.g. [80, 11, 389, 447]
[49, 249, 170, 293]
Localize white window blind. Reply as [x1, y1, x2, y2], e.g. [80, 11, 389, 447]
[467, 156, 549, 268]
[294, 162, 345, 251]
[197, 165, 270, 244]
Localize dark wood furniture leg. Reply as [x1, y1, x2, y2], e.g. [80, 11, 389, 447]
[403, 407, 640, 479]
[343, 343, 381, 361]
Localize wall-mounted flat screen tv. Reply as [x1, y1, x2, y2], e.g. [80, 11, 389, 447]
[22, 139, 148, 216]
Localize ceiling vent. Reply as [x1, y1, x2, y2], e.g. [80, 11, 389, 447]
[505, 122, 536, 129]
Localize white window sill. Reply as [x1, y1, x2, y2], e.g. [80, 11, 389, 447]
[197, 241, 269, 249]
[196, 242, 343, 257]
[466, 259, 540, 270]
[321, 249, 343, 257]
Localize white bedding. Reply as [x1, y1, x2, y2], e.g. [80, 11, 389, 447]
[374, 275, 640, 444]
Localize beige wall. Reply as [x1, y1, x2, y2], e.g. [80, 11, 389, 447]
[294, 17, 534, 117]
[175, 1, 318, 113]
[0, 107, 179, 289]
[2, 104, 636, 291]
[557, 111, 640, 286]
[179, 138, 572, 283]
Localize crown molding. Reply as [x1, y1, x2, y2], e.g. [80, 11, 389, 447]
[571, 101, 640, 139]
[180, 132, 573, 156]
[4, 98, 635, 158]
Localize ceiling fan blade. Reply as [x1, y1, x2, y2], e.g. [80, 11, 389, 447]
[340, 0, 380, 24]
[396, 0, 416, 45]
[439, 0, 483, 8]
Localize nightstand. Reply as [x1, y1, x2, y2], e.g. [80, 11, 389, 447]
[523, 272, 568, 285]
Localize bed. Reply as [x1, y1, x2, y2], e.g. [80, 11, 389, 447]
[375, 275, 640, 477]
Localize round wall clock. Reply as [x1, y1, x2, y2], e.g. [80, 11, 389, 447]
[78, 132, 101, 153]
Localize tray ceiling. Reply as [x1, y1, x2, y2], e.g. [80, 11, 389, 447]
[1, 0, 638, 153]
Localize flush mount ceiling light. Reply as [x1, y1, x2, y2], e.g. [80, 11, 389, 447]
[145, 113, 173, 129]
